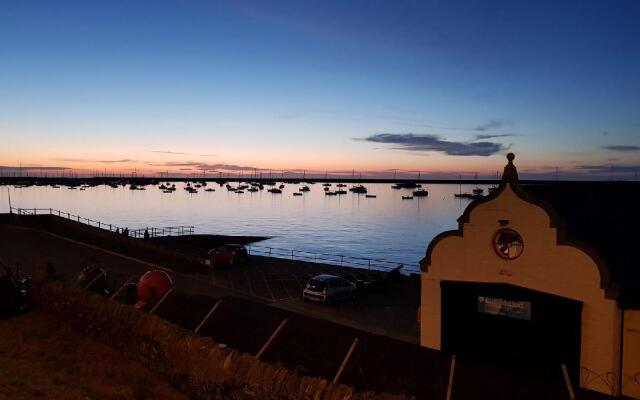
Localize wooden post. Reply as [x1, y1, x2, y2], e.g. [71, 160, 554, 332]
[446, 355, 456, 400]
[561, 364, 576, 400]
[149, 288, 174, 315]
[333, 337, 359, 385]
[110, 275, 135, 299]
[83, 269, 108, 290]
[256, 319, 288, 360]
[194, 299, 222, 334]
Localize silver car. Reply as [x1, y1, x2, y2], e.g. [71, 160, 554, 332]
[303, 274, 357, 304]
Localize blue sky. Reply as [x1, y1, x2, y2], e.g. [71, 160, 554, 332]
[1, 0, 639, 179]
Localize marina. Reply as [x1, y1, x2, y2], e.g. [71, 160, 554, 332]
[2, 181, 489, 270]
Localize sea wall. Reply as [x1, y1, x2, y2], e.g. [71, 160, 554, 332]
[1, 213, 206, 273]
[34, 278, 407, 400]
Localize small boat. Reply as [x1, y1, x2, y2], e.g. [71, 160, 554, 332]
[402, 196, 413, 200]
[162, 190, 173, 194]
[279, 184, 285, 189]
[268, 188, 282, 194]
[335, 189, 347, 195]
[322, 183, 331, 187]
[336, 183, 347, 187]
[366, 194, 376, 198]
[293, 192, 303, 196]
[413, 189, 428, 197]
[205, 188, 216, 192]
[247, 187, 258, 192]
[68, 187, 77, 190]
[349, 185, 367, 194]
[324, 187, 329, 191]
[50, 184, 60, 188]
[299, 186, 310, 192]
[325, 191, 337, 196]
[394, 182, 421, 189]
[236, 190, 244, 194]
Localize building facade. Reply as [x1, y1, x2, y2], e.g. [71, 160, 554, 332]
[420, 154, 640, 398]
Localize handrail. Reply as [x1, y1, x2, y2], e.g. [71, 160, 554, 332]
[9, 206, 194, 238]
[246, 244, 420, 274]
[9, 206, 420, 274]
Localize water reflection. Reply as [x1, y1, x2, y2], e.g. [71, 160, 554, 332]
[5, 183, 486, 267]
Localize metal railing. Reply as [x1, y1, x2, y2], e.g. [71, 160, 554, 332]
[246, 244, 420, 274]
[129, 226, 194, 238]
[9, 207, 194, 239]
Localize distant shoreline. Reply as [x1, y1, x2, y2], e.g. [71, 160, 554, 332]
[0, 177, 629, 185]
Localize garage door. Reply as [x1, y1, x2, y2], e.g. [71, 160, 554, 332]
[441, 281, 582, 383]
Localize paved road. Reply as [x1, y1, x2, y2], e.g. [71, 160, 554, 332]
[0, 225, 419, 343]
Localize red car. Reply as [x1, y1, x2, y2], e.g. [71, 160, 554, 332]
[209, 244, 249, 267]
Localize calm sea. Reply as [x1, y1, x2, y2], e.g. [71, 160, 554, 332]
[4, 182, 485, 272]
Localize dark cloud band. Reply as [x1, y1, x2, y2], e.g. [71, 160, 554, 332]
[359, 133, 506, 156]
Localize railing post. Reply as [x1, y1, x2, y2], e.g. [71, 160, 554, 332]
[269, 247, 272, 256]
[291, 250, 294, 260]
[368, 259, 371, 270]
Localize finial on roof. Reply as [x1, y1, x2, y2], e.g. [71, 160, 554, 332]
[502, 153, 518, 183]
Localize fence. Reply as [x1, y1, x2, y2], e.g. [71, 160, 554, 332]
[246, 244, 421, 274]
[9, 207, 194, 239]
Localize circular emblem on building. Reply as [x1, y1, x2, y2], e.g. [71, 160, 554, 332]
[493, 229, 524, 260]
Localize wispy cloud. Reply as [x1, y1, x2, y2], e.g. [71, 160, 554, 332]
[150, 150, 216, 157]
[0, 165, 71, 171]
[358, 133, 506, 156]
[147, 161, 258, 171]
[575, 164, 640, 173]
[601, 145, 640, 152]
[55, 158, 135, 163]
[474, 133, 519, 140]
[475, 120, 512, 132]
[280, 109, 513, 133]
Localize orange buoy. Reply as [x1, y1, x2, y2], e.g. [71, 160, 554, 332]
[135, 270, 173, 309]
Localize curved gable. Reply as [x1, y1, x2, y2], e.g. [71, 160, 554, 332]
[420, 154, 615, 299]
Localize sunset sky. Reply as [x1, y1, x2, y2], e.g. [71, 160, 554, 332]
[1, 0, 639, 179]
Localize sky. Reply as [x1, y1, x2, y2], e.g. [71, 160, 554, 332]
[1, 0, 639, 180]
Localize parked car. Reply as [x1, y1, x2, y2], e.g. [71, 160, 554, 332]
[303, 274, 356, 304]
[208, 244, 249, 267]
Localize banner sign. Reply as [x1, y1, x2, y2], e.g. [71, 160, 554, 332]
[477, 296, 531, 320]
